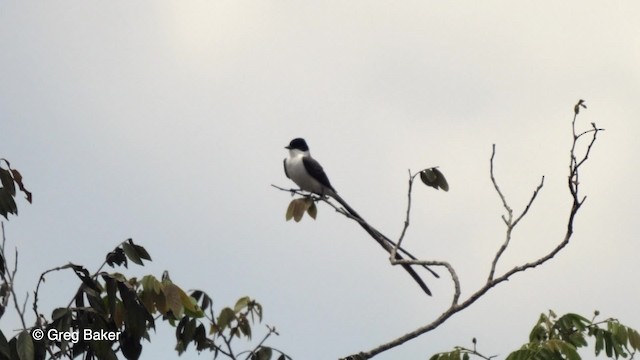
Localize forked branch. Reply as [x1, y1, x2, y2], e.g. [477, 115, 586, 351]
[338, 100, 603, 359]
[275, 100, 603, 359]
[487, 145, 545, 282]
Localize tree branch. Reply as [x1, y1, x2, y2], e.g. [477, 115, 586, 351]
[487, 145, 545, 282]
[276, 100, 603, 359]
[0, 222, 28, 331]
[340, 100, 603, 359]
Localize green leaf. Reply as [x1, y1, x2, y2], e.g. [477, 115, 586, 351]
[555, 340, 580, 360]
[117, 281, 154, 339]
[141, 275, 161, 294]
[420, 167, 449, 191]
[604, 331, 613, 357]
[557, 313, 588, 332]
[191, 290, 212, 311]
[88, 323, 119, 360]
[614, 323, 628, 346]
[234, 296, 250, 313]
[133, 244, 152, 261]
[183, 319, 197, 344]
[0, 168, 15, 196]
[238, 315, 252, 339]
[9, 169, 31, 203]
[17, 330, 33, 360]
[122, 241, 143, 265]
[139, 289, 156, 314]
[432, 167, 449, 191]
[252, 346, 272, 360]
[0, 330, 10, 360]
[193, 324, 208, 351]
[180, 291, 200, 315]
[530, 325, 547, 342]
[628, 328, 640, 350]
[104, 275, 117, 317]
[251, 301, 263, 322]
[0, 188, 18, 219]
[163, 283, 185, 318]
[105, 247, 127, 268]
[52, 308, 71, 321]
[67, 263, 101, 292]
[513, 347, 562, 360]
[217, 308, 236, 332]
[594, 328, 604, 356]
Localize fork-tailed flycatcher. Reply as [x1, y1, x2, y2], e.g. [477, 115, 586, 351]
[284, 137, 437, 296]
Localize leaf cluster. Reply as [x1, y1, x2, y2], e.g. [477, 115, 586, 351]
[0, 159, 32, 220]
[513, 310, 640, 360]
[285, 197, 317, 222]
[0, 238, 289, 360]
[430, 310, 640, 360]
[429, 349, 472, 360]
[182, 293, 290, 360]
[419, 167, 449, 192]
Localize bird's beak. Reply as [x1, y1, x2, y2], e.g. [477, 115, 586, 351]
[285, 146, 291, 149]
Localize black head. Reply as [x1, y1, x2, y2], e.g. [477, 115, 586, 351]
[285, 138, 309, 151]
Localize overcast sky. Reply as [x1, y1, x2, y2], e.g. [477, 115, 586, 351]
[1, 2, 639, 359]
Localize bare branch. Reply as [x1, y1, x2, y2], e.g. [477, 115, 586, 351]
[339, 101, 602, 359]
[391, 257, 460, 306]
[487, 146, 546, 282]
[241, 325, 282, 360]
[278, 101, 603, 359]
[490, 145, 513, 219]
[512, 176, 545, 228]
[395, 170, 417, 251]
[1, 223, 28, 331]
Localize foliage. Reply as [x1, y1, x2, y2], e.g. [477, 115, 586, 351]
[429, 310, 640, 360]
[284, 100, 609, 359]
[0, 163, 289, 360]
[419, 167, 449, 192]
[0, 159, 32, 220]
[285, 197, 317, 222]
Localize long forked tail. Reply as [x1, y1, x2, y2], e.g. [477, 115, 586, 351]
[329, 192, 436, 296]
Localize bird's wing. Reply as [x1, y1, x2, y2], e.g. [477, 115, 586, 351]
[283, 158, 290, 179]
[302, 156, 336, 193]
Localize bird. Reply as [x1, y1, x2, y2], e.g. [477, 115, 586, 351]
[283, 137, 437, 296]
[283, 138, 337, 198]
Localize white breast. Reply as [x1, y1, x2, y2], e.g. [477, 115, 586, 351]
[285, 155, 327, 195]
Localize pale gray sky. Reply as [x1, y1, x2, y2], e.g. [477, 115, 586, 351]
[1, 1, 639, 359]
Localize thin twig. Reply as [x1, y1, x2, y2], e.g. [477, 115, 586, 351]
[487, 145, 545, 282]
[342, 100, 602, 359]
[512, 177, 545, 228]
[395, 170, 417, 251]
[241, 325, 280, 360]
[1, 223, 28, 331]
[0, 223, 10, 315]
